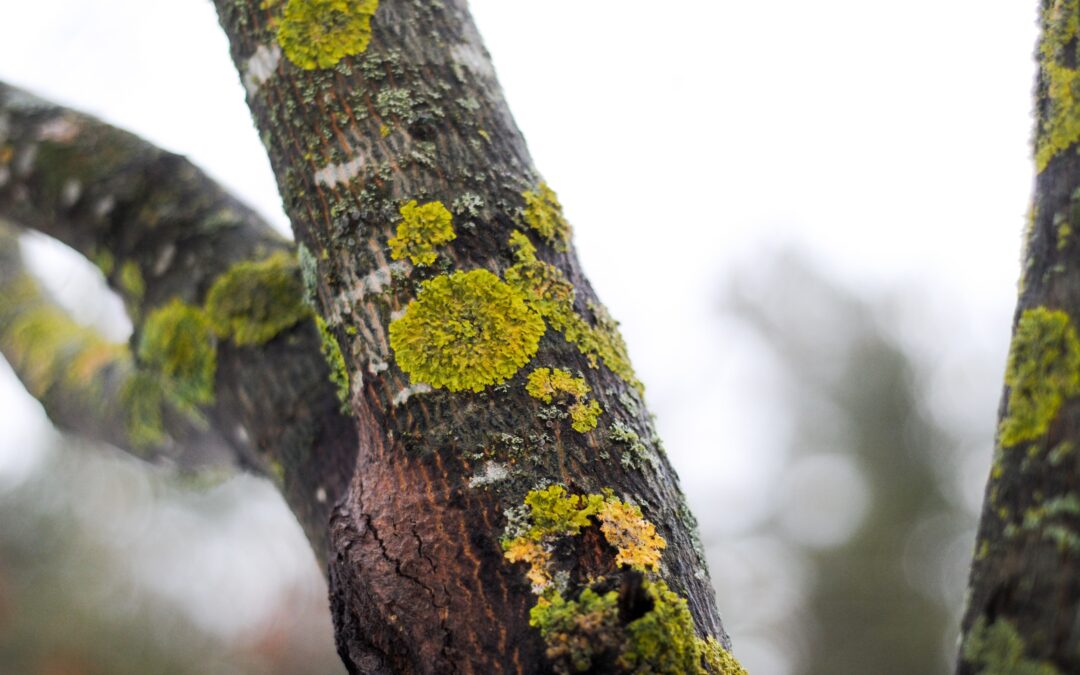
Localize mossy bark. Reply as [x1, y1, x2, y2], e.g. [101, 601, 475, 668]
[213, 1, 727, 672]
[0, 81, 357, 563]
[958, 2, 1080, 673]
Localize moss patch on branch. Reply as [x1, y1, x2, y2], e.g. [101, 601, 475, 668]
[277, 0, 379, 70]
[962, 617, 1061, 675]
[205, 251, 311, 346]
[999, 307, 1080, 447]
[137, 299, 217, 414]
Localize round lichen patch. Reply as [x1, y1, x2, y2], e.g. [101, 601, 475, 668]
[277, 0, 379, 70]
[205, 252, 311, 346]
[389, 269, 545, 392]
[388, 200, 456, 266]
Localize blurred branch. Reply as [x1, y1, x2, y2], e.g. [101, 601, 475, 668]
[0, 221, 235, 467]
[0, 82, 357, 565]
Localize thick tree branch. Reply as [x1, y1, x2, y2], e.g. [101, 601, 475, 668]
[0, 81, 358, 566]
[0, 220, 233, 466]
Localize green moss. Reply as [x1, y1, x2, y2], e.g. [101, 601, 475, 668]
[119, 261, 145, 303]
[138, 299, 216, 413]
[389, 269, 545, 392]
[1035, 0, 1080, 172]
[92, 250, 115, 277]
[277, 0, 379, 70]
[122, 370, 167, 447]
[529, 588, 621, 673]
[522, 182, 571, 247]
[569, 399, 602, 433]
[315, 315, 351, 411]
[528, 581, 745, 675]
[999, 307, 1080, 447]
[204, 251, 310, 346]
[962, 617, 1060, 675]
[387, 200, 455, 266]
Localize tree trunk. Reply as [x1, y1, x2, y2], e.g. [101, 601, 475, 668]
[958, 2, 1080, 672]
[210, 1, 737, 672]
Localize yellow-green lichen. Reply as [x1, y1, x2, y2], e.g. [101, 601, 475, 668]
[389, 269, 545, 392]
[506, 233, 642, 392]
[502, 486, 665, 590]
[527, 367, 591, 403]
[569, 400, 602, 433]
[387, 200, 456, 266]
[137, 299, 216, 414]
[962, 617, 1060, 675]
[999, 307, 1080, 447]
[204, 251, 311, 346]
[119, 260, 145, 303]
[277, 0, 379, 70]
[522, 182, 571, 247]
[315, 315, 351, 411]
[529, 581, 744, 675]
[1035, 0, 1080, 173]
[525, 367, 604, 432]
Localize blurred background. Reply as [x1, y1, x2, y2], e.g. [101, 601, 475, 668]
[0, 1, 1035, 673]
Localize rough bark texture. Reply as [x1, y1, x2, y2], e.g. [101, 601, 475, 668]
[0, 82, 357, 562]
[212, 1, 729, 673]
[958, 2, 1080, 673]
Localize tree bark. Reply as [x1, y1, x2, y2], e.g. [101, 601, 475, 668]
[211, 1, 736, 673]
[958, 2, 1080, 672]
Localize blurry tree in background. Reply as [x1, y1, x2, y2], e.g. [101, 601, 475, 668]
[712, 250, 995, 674]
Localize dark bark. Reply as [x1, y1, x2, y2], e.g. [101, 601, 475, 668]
[958, 2, 1080, 672]
[212, 1, 729, 673]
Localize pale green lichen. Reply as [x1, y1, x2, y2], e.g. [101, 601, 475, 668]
[506, 233, 642, 392]
[277, 0, 379, 70]
[315, 315, 351, 411]
[1035, 0, 1080, 172]
[962, 617, 1061, 675]
[297, 242, 319, 307]
[999, 307, 1080, 447]
[204, 251, 310, 346]
[522, 182, 571, 246]
[387, 200, 456, 266]
[389, 269, 545, 392]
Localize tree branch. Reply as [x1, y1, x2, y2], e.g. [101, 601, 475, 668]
[0, 81, 358, 566]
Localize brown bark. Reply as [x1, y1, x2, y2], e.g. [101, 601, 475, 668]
[212, 1, 727, 673]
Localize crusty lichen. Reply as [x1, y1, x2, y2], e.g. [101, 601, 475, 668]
[569, 400, 602, 433]
[962, 616, 1061, 675]
[596, 499, 666, 570]
[389, 269, 545, 392]
[137, 299, 216, 414]
[277, 0, 379, 70]
[387, 200, 455, 266]
[205, 251, 311, 346]
[526, 367, 603, 432]
[999, 307, 1080, 447]
[522, 182, 571, 247]
[1035, 0, 1080, 173]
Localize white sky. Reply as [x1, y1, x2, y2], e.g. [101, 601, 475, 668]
[0, 1, 1040, 671]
